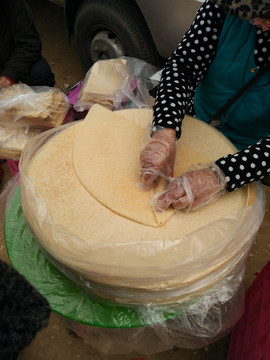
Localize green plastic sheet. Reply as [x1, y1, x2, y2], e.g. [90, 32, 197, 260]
[5, 186, 179, 329]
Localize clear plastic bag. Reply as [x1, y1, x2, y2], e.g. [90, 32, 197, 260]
[0, 83, 70, 129]
[74, 57, 160, 111]
[0, 124, 42, 161]
[0, 172, 20, 228]
[4, 116, 265, 355]
[113, 56, 161, 110]
[64, 266, 245, 355]
[1, 177, 252, 355]
[18, 120, 265, 298]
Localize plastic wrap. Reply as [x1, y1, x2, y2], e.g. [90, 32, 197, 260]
[0, 84, 75, 164]
[3, 119, 266, 354]
[0, 83, 70, 129]
[113, 57, 161, 110]
[74, 57, 160, 111]
[0, 172, 20, 228]
[65, 267, 245, 355]
[2, 190, 250, 355]
[18, 122, 266, 301]
[0, 125, 42, 161]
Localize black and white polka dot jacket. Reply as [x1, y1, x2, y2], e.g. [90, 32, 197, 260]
[153, 0, 270, 191]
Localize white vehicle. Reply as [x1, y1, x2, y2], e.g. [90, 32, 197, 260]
[51, 0, 203, 71]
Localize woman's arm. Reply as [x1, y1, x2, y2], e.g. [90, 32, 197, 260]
[153, 0, 226, 139]
[216, 136, 270, 190]
[140, 0, 226, 188]
[156, 136, 270, 211]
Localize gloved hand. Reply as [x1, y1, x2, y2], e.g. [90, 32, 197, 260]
[140, 127, 176, 188]
[155, 163, 227, 212]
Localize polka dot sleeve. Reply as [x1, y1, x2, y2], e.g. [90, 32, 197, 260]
[216, 136, 270, 191]
[153, 0, 225, 138]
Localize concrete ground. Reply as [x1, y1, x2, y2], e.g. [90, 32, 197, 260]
[0, 0, 269, 359]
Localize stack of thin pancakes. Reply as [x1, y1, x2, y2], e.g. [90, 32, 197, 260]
[21, 104, 254, 305]
[0, 84, 69, 160]
[0, 84, 69, 128]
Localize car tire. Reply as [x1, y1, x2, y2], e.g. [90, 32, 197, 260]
[74, 0, 163, 72]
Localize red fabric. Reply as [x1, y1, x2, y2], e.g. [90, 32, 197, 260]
[227, 261, 270, 360]
[1, 75, 17, 85]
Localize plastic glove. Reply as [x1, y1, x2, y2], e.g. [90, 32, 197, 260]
[140, 127, 176, 188]
[155, 163, 227, 212]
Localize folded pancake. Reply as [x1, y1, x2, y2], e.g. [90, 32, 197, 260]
[73, 105, 175, 227]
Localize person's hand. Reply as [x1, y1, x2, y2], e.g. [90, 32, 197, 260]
[0, 76, 14, 88]
[140, 128, 176, 188]
[156, 164, 227, 212]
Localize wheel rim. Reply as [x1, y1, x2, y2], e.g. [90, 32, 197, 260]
[90, 30, 126, 63]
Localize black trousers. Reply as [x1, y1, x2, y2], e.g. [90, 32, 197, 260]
[20, 56, 55, 87]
